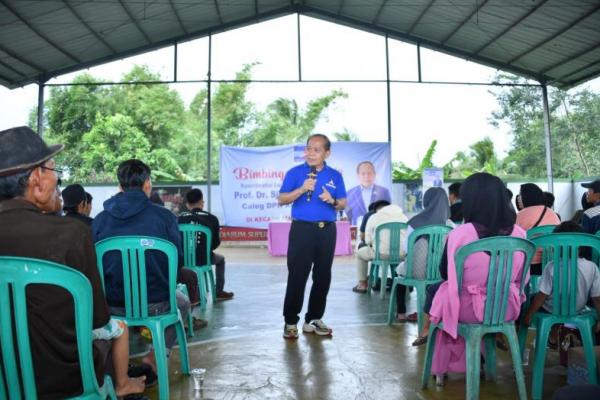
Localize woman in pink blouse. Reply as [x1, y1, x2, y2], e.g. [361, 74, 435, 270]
[515, 183, 561, 275]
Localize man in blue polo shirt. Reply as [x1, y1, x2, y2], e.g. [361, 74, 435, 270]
[582, 179, 600, 235]
[278, 134, 347, 339]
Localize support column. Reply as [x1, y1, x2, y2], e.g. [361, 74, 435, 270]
[207, 34, 213, 211]
[297, 13, 302, 81]
[385, 35, 391, 144]
[37, 82, 45, 136]
[541, 83, 554, 192]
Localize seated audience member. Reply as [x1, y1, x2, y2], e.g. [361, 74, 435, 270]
[522, 221, 600, 343]
[149, 191, 165, 206]
[352, 203, 408, 293]
[62, 183, 93, 225]
[571, 192, 593, 225]
[516, 183, 561, 275]
[415, 173, 527, 386]
[395, 187, 452, 322]
[92, 159, 191, 374]
[150, 189, 207, 327]
[448, 182, 463, 223]
[553, 385, 600, 400]
[178, 189, 234, 300]
[0, 126, 144, 398]
[358, 200, 390, 249]
[581, 179, 600, 235]
[84, 191, 93, 216]
[544, 191, 561, 220]
[506, 188, 516, 212]
[515, 194, 524, 212]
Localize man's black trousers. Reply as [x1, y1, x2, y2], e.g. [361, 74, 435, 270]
[283, 220, 336, 325]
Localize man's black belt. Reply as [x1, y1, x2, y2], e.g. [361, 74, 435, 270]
[293, 220, 335, 229]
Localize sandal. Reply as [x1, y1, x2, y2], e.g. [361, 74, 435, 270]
[128, 363, 157, 387]
[352, 285, 367, 294]
[412, 335, 428, 346]
[406, 312, 418, 322]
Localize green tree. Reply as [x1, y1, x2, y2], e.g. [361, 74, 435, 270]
[489, 74, 600, 178]
[41, 73, 115, 173]
[445, 137, 505, 178]
[392, 140, 438, 180]
[36, 63, 350, 182]
[246, 89, 348, 147]
[113, 66, 186, 149]
[77, 114, 184, 182]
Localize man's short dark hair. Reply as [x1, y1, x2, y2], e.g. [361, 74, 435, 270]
[553, 221, 589, 258]
[117, 159, 151, 190]
[356, 161, 375, 174]
[85, 192, 93, 204]
[307, 134, 331, 151]
[553, 221, 583, 234]
[544, 191, 555, 208]
[186, 188, 204, 204]
[0, 170, 32, 201]
[448, 182, 462, 197]
[368, 199, 390, 212]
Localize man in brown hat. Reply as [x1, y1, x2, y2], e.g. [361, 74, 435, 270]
[0, 126, 145, 398]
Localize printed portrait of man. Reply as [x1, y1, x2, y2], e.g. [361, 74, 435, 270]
[345, 161, 391, 225]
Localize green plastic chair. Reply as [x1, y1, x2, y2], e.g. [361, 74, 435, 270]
[387, 224, 452, 331]
[526, 225, 556, 294]
[179, 224, 216, 308]
[0, 256, 117, 400]
[593, 230, 600, 265]
[421, 236, 535, 400]
[517, 233, 600, 400]
[176, 283, 195, 337]
[367, 222, 408, 299]
[95, 236, 190, 400]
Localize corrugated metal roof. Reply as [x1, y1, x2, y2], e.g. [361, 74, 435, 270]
[0, 0, 598, 89]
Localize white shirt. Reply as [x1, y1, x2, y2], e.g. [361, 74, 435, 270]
[539, 258, 600, 313]
[361, 185, 374, 211]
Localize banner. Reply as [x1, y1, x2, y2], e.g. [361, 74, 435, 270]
[220, 142, 391, 228]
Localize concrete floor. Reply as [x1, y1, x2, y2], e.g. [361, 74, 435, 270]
[138, 247, 566, 400]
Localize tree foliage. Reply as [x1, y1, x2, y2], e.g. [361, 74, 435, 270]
[488, 74, 600, 178]
[36, 64, 348, 182]
[392, 140, 438, 180]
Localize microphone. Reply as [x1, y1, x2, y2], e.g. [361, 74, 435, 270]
[306, 166, 317, 201]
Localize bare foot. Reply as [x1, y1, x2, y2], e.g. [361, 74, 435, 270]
[116, 376, 146, 396]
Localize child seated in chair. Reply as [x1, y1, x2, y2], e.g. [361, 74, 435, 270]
[522, 221, 600, 342]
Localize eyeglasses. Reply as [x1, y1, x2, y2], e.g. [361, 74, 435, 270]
[39, 165, 63, 177]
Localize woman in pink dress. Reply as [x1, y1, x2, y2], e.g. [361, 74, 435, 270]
[428, 173, 528, 380]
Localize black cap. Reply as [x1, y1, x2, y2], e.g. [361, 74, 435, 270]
[61, 184, 86, 208]
[0, 126, 64, 177]
[581, 179, 600, 193]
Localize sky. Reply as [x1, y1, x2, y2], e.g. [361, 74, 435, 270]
[1, 14, 599, 170]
